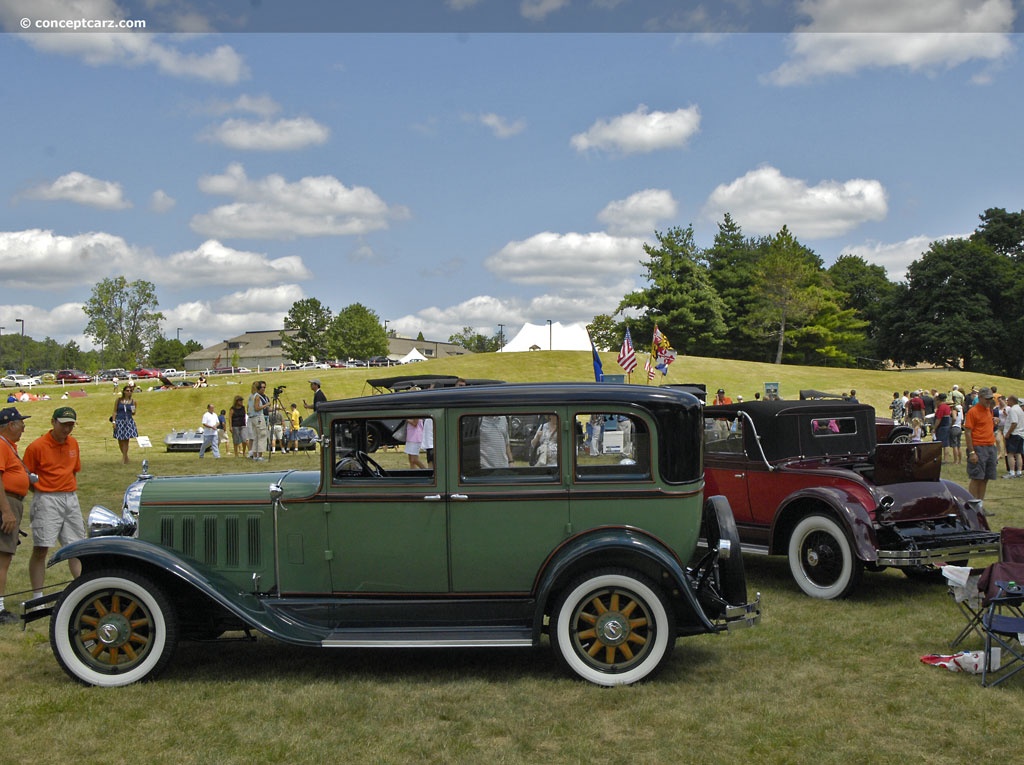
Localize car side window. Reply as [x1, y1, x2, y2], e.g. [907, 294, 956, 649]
[330, 417, 435, 483]
[459, 413, 560, 483]
[810, 417, 856, 436]
[574, 413, 651, 481]
[704, 416, 745, 454]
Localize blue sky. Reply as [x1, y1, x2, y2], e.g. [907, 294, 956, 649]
[1, 0, 1022, 352]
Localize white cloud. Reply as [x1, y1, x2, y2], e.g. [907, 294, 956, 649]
[150, 189, 176, 213]
[202, 117, 330, 151]
[25, 171, 131, 210]
[521, 0, 571, 22]
[161, 240, 312, 287]
[0, 229, 146, 288]
[486, 231, 645, 288]
[0, 1, 248, 84]
[476, 112, 527, 138]
[769, 0, 1016, 84]
[0, 302, 90, 348]
[703, 166, 888, 239]
[838, 232, 969, 282]
[191, 163, 408, 240]
[571, 104, 701, 155]
[598, 189, 678, 236]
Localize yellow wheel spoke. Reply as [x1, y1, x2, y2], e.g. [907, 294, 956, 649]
[604, 645, 616, 664]
[610, 592, 620, 612]
[129, 633, 150, 646]
[129, 618, 151, 629]
[621, 599, 638, 617]
[122, 644, 138, 661]
[108, 647, 119, 665]
[578, 612, 597, 625]
[79, 630, 98, 641]
[590, 596, 608, 615]
[111, 594, 121, 614]
[123, 601, 139, 619]
[577, 628, 597, 640]
[89, 642, 105, 659]
[627, 632, 647, 646]
[619, 643, 635, 660]
[588, 640, 605, 658]
[629, 617, 648, 629]
[91, 598, 109, 617]
[79, 615, 99, 627]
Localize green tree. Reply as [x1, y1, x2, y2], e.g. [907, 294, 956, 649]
[878, 237, 1014, 374]
[281, 298, 333, 363]
[744, 227, 826, 364]
[448, 327, 501, 353]
[827, 254, 897, 367]
[705, 214, 766, 361]
[587, 314, 622, 351]
[82, 277, 165, 368]
[148, 337, 188, 369]
[329, 303, 388, 361]
[972, 207, 1024, 259]
[617, 225, 726, 357]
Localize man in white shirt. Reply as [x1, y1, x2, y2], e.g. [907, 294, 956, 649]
[199, 403, 221, 459]
[1002, 395, 1023, 478]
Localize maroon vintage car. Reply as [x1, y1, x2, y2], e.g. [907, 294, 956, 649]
[703, 399, 998, 599]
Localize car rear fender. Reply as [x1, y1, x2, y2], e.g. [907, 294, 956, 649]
[47, 538, 323, 645]
[770, 487, 878, 563]
[531, 528, 717, 641]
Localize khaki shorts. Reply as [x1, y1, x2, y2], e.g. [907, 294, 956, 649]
[30, 491, 87, 549]
[0, 495, 25, 555]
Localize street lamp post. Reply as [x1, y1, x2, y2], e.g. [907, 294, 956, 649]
[15, 318, 24, 373]
[546, 319, 552, 351]
[497, 323, 504, 352]
[176, 327, 183, 342]
[0, 326, 4, 370]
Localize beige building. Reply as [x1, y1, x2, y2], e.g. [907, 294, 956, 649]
[184, 330, 470, 372]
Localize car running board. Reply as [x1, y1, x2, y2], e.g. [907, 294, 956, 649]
[322, 626, 533, 648]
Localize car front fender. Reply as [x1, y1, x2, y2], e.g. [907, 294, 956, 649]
[531, 527, 718, 641]
[48, 538, 324, 645]
[770, 486, 878, 563]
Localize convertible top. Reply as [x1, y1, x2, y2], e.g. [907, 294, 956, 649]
[705, 399, 877, 461]
[366, 374, 505, 393]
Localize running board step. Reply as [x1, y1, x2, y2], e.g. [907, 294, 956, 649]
[322, 626, 533, 648]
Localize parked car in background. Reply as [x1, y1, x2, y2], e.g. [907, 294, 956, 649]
[1, 373, 41, 388]
[56, 369, 92, 384]
[97, 368, 130, 381]
[702, 399, 998, 599]
[130, 367, 163, 379]
[28, 383, 758, 687]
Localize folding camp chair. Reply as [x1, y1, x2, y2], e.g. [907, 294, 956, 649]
[947, 528, 1024, 648]
[980, 576, 1024, 687]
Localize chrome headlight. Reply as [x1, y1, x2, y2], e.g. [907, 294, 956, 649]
[122, 480, 145, 526]
[88, 505, 137, 537]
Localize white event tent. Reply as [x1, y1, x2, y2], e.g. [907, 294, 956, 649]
[499, 322, 592, 352]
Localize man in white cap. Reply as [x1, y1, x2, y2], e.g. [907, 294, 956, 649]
[23, 406, 86, 597]
[0, 407, 32, 624]
[303, 378, 326, 411]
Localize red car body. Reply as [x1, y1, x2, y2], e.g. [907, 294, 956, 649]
[56, 369, 92, 383]
[130, 368, 163, 379]
[703, 400, 998, 599]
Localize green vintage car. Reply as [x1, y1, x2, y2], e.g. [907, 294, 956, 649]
[27, 383, 759, 687]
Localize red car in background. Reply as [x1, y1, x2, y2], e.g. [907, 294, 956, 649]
[130, 368, 163, 379]
[702, 399, 998, 599]
[56, 369, 92, 383]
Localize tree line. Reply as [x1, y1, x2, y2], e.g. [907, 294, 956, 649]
[588, 208, 1024, 378]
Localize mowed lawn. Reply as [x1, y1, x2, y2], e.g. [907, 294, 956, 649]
[2, 353, 1023, 765]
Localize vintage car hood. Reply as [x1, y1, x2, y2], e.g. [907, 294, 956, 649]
[138, 469, 320, 506]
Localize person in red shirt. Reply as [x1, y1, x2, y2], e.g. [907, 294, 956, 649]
[932, 392, 953, 461]
[964, 387, 998, 499]
[23, 406, 85, 598]
[0, 407, 32, 624]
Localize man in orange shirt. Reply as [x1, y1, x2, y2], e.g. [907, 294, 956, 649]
[0, 407, 33, 624]
[964, 387, 998, 499]
[23, 406, 85, 598]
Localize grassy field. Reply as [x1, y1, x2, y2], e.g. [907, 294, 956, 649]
[2, 353, 1023, 764]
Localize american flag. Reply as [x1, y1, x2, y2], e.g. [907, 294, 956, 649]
[617, 327, 637, 374]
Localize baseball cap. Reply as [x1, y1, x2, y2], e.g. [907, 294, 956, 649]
[308, 379, 321, 386]
[979, 387, 995, 400]
[0, 407, 30, 426]
[717, 388, 725, 394]
[53, 406, 77, 423]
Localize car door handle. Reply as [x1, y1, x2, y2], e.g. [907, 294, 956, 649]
[733, 473, 745, 478]
[451, 494, 469, 501]
[424, 494, 442, 501]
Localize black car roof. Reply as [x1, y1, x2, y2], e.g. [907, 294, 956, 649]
[705, 399, 877, 461]
[324, 382, 702, 414]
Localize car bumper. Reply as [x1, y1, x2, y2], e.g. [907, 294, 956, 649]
[718, 593, 761, 631]
[875, 530, 1000, 567]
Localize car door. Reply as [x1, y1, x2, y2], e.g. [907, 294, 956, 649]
[321, 411, 449, 593]
[445, 407, 569, 593]
[702, 414, 754, 523]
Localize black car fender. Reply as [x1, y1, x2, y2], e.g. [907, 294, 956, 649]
[769, 486, 878, 563]
[531, 527, 717, 642]
[47, 537, 325, 645]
